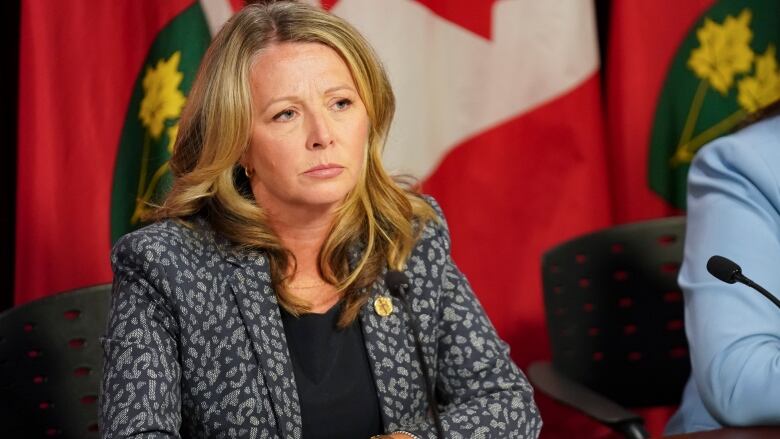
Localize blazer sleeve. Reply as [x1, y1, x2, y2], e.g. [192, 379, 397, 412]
[99, 232, 183, 438]
[681, 135, 780, 426]
[400, 199, 542, 439]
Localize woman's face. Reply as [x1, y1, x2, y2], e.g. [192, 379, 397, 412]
[244, 42, 370, 219]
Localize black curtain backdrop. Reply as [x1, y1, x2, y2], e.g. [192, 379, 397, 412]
[1, 0, 19, 312]
[0, 1, 611, 312]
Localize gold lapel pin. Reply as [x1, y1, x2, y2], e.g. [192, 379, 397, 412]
[373, 296, 393, 317]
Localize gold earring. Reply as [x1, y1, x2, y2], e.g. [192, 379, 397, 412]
[244, 166, 253, 178]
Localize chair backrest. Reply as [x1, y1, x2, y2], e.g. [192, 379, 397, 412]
[0, 284, 111, 438]
[541, 217, 689, 407]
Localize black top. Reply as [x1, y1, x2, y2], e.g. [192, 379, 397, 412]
[280, 302, 384, 438]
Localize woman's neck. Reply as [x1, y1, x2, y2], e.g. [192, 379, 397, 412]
[270, 213, 342, 313]
[265, 204, 335, 280]
[275, 220, 330, 273]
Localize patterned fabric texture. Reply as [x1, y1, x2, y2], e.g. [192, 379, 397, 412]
[100, 198, 542, 438]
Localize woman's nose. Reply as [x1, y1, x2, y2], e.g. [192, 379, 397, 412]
[307, 111, 334, 150]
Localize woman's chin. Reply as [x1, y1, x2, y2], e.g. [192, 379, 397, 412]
[294, 185, 356, 209]
[293, 193, 350, 211]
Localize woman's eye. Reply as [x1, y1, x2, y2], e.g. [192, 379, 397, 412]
[273, 109, 296, 122]
[333, 99, 352, 111]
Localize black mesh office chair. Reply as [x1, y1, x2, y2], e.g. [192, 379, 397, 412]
[529, 217, 689, 439]
[0, 284, 111, 438]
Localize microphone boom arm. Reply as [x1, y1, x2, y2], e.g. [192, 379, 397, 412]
[738, 275, 780, 310]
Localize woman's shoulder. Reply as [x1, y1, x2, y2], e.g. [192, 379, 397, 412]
[111, 216, 222, 272]
[413, 194, 451, 251]
[693, 114, 780, 175]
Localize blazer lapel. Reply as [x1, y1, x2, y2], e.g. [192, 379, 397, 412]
[360, 273, 429, 431]
[224, 249, 302, 439]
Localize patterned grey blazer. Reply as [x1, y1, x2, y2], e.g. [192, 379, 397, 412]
[100, 199, 542, 438]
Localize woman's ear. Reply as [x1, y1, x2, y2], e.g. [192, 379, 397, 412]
[239, 150, 250, 173]
[241, 150, 256, 179]
[238, 148, 248, 168]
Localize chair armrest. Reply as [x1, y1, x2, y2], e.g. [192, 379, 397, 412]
[528, 361, 649, 439]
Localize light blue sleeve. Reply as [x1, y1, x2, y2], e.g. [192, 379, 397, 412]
[681, 125, 780, 427]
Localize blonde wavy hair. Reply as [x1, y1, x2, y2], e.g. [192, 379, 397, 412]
[154, 0, 436, 326]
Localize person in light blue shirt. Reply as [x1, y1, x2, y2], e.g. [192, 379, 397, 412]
[666, 107, 780, 434]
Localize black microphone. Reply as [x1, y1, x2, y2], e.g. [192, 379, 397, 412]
[384, 270, 444, 438]
[707, 255, 780, 310]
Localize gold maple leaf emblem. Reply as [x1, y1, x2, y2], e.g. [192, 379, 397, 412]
[131, 51, 185, 224]
[671, 9, 763, 167]
[139, 52, 186, 139]
[737, 44, 780, 113]
[688, 9, 754, 95]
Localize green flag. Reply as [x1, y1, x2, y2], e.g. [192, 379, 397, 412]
[649, 1, 780, 208]
[111, 3, 212, 242]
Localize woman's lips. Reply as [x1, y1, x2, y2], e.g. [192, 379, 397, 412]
[302, 163, 344, 178]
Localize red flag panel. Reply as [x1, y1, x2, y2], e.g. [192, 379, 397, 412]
[16, 0, 194, 303]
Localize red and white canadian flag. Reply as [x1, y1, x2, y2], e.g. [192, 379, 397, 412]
[324, 0, 612, 367]
[324, 2, 613, 436]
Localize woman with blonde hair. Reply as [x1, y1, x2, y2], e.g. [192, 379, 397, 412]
[100, 2, 541, 438]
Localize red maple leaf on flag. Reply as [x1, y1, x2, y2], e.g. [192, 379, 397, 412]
[323, 0, 497, 39]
